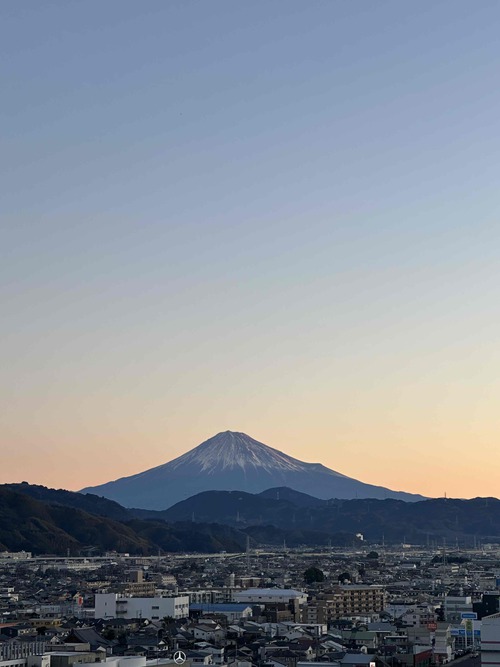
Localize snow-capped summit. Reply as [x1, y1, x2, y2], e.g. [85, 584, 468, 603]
[168, 430, 336, 475]
[81, 430, 425, 509]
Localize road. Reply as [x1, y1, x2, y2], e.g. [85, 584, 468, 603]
[448, 653, 480, 667]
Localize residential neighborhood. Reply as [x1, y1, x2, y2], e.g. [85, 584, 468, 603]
[1, 545, 498, 667]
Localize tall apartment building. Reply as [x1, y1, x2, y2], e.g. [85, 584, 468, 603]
[184, 589, 236, 604]
[301, 585, 386, 624]
[119, 569, 156, 597]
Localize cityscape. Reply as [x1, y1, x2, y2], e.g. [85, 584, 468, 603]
[3, 4, 500, 667]
[2, 539, 500, 667]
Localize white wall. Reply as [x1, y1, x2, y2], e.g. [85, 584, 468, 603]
[95, 594, 189, 620]
[105, 657, 146, 667]
[481, 614, 500, 667]
[234, 589, 307, 604]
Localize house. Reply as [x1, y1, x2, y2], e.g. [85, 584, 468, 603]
[192, 625, 225, 643]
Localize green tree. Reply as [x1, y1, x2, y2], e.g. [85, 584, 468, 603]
[304, 566, 325, 584]
[366, 551, 379, 559]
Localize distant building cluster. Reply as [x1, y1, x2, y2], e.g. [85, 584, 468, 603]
[2, 545, 500, 667]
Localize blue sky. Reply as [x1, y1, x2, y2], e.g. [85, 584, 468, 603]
[2, 1, 500, 496]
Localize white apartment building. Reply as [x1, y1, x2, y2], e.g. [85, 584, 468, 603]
[95, 593, 189, 620]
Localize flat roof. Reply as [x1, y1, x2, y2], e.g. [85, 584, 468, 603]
[191, 603, 251, 611]
[237, 589, 305, 596]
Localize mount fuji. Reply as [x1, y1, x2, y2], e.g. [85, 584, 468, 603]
[81, 431, 425, 509]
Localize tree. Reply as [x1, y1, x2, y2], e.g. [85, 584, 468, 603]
[366, 551, 379, 559]
[304, 566, 325, 584]
[338, 571, 351, 583]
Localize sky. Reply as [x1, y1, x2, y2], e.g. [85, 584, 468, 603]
[2, 0, 500, 499]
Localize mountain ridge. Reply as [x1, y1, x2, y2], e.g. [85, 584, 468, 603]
[162, 488, 500, 544]
[0, 484, 358, 553]
[4, 483, 500, 548]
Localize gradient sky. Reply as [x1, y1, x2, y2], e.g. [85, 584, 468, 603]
[2, 1, 500, 498]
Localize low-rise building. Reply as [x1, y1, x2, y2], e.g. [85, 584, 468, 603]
[94, 594, 189, 620]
